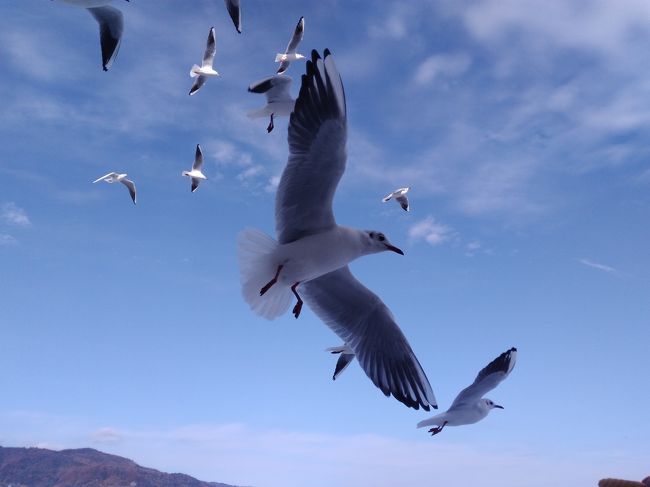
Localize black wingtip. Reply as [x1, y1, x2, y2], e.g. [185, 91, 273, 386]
[310, 49, 320, 63]
[324, 48, 332, 58]
[102, 66, 108, 72]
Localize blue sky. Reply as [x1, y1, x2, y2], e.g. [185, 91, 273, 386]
[1, 0, 649, 486]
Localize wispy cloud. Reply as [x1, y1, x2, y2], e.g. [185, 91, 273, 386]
[0, 234, 17, 246]
[580, 258, 617, 275]
[91, 427, 123, 445]
[408, 216, 453, 246]
[414, 53, 471, 85]
[1, 202, 30, 227]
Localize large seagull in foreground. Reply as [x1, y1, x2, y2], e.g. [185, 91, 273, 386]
[237, 50, 436, 411]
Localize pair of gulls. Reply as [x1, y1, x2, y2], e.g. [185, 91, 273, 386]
[92, 145, 207, 204]
[328, 346, 517, 434]
[57, 0, 242, 71]
[237, 49, 517, 432]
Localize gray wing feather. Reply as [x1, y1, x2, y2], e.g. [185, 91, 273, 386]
[87, 6, 123, 71]
[449, 348, 517, 409]
[224, 0, 241, 33]
[203, 27, 216, 67]
[193, 144, 204, 171]
[248, 75, 293, 103]
[275, 49, 346, 244]
[303, 266, 437, 411]
[285, 16, 304, 54]
[120, 178, 137, 204]
[189, 75, 206, 95]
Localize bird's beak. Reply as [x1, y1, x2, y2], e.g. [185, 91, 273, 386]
[385, 244, 404, 255]
[494, 404, 504, 409]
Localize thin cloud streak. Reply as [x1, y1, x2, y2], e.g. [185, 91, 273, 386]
[580, 258, 617, 275]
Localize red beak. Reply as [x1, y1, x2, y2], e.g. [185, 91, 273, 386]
[385, 244, 404, 255]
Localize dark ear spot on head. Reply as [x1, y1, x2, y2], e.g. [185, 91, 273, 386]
[368, 231, 375, 238]
[378, 234, 385, 242]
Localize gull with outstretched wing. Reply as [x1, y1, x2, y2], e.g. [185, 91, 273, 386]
[236, 50, 436, 411]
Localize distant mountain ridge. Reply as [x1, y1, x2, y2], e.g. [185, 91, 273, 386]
[0, 446, 240, 487]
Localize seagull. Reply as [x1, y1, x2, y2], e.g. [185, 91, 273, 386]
[93, 172, 137, 204]
[275, 16, 305, 74]
[325, 345, 355, 380]
[182, 144, 207, 192]
[236, 50, 436, 411]
[417, 347, 517, 436]
[247, 75, 295, 133]
[224, 0, 241, 34]
[382, 187, 410, 211]
[189, 27, 219, 96]
[57, 0, 128, 71]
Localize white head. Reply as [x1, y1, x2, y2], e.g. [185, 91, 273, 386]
[482, 398, 504, 411]
[363, 230, 404, 255]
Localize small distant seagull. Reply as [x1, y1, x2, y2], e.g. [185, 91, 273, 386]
[93, 172, 137, 204]
[275, 16, 305, 74]
[57, 0, 129, 71]
[382, 187, 410, 211]
[417, 347, 517, 436]
[325, 345, 355, 380]
[224, 0, 241, 34]
[189, 27, 219, 96]
[182, 144, 207, 192]
[247, 75, 295, 133]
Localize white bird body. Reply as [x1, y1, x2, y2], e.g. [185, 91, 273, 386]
[93, 171, 137, 204]
[276, 16, 305, 74]
[189, 27, 219, 95]
[382, 187, 411, 211]
[182, 144, 207, 192]
[417, 348, 517, 435]
[275, 52, 306, 63]
[247, 75, 295, 131]
[237, 49, 436, 412]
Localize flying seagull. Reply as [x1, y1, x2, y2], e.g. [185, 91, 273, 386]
[417, 347, 517, 435]
[224, 0, 241, 34]
[182, 144, 207, 192]
[189, 27, 219, 96]
[58, 0, 128, 71]
[325, 345, 355, 380]
[275, 16, 305, 74]
[247, 75, 295, 133]
[236, 49, 436, 411]
[93, 172, 137, 204]
[382, 187, 410, 211]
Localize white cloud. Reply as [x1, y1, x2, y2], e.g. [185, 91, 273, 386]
[237, 164, 265, 182]
[265, 175, 281, 193]
[1, 202, 30, 227]
[414, 53, 471, 85]
[580, 258, 617, 275]
[408, 216, 453, 246]
[0, 234, 17, 246]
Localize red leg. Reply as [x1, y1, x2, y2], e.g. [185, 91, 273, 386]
[428, 421, 447, 436]
[267, 113, 275, 133]
[291, 282, 303, 318]
[260, 264, 283, 296]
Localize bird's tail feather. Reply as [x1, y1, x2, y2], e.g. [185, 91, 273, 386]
[416, 413, 447, 429]
[237, 228, 291, 320]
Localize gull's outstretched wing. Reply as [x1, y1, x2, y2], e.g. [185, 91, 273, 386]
[224, 0, 241, 34]
[202, 27, 216, 68]
[191, 178, 200, 193]
[248, 75, 293, 104]
[92, 172, 117, 183]
[285, 16, 304, 54]
[303, 266, 437, 411]
[189, 75, 206, 96]
[449, 347, 517, 410]
[396, 195, 410, 211]
[193, 144, 204, 171]
[120, 178, 137, 204]
[87, 6, 123, 71]
[275, 49, 346, 244]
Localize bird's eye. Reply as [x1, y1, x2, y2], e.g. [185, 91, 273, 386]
[368, 231, 375, 238]
[378, 234, 385, 242]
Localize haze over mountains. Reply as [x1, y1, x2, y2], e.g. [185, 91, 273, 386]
[0, 446, 241, 487]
